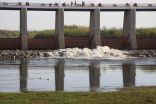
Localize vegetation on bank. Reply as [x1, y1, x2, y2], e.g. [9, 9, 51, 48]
[0, 30, 19, 38]
[0, 87, 156, 104]
[0, 25, 156, 38]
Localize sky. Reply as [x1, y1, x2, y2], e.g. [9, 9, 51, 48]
[0, 0, 156, 30]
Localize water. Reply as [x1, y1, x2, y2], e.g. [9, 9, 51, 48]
[0, 58, 156, 92]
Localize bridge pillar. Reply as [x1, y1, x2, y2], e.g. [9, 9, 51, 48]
[89, 9, 101, 49]
[123, 9, 137, 49]
[55, 9, 65, 49]
[20, 8, 28, 51]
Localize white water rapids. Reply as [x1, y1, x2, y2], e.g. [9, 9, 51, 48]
[39, 46, 128, 59]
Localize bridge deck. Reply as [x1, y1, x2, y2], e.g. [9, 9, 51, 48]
[0, 4, 156, 11]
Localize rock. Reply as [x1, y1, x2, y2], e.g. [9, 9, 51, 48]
[0, 47, 156, 60]
[43, 52, 50, 57]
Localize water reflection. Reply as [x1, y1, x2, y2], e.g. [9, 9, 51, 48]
[122, 63, 136, 87]
[19, 60, 137, 91]
[1, 58, 155, 92]
[55, 60, 65, 91]
[138, 65, 156, 73]
[20, 58, 28, 92]
[89, 62, 100, 91]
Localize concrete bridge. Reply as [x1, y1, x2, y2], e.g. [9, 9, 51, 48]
[0, 2, 156, 50]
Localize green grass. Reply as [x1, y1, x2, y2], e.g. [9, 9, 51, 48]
[101, 28, 122, 38]
[0, 30, 19, 38]
[136, 28, 156, 38]
[30, 30, 55, 39]
[1, 26, 156, 38]
[0, 87, 156, 104]
[64, 25, 89, 37]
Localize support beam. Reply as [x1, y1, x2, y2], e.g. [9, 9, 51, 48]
[89, 9, 101, 49]
[122, 63, 136, 87]
[20, 8, 28, 50]
[55, 9, 65, 49]
[55, 60, 65, 91]
[123, 9, 137, 49]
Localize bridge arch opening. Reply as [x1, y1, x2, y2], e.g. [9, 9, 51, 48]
[27, 11, 55, 38]
[0, 10, 20, 38]
[100, 11, 124, 49]
[27, 11, 56, 49]
[64, 11, 90, 48]
[0, 10, 20, 49]
[136, 11, 156, 49]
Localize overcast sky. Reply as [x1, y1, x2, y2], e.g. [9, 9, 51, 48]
[0, 0, 156, 30]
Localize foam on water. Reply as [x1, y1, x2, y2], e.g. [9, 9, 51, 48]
[40, 46, 127, 59]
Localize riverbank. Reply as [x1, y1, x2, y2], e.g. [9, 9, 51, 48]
[1, 27, 156, 38]
[0, 46, 156, 60]
[0, 87, 156, 104]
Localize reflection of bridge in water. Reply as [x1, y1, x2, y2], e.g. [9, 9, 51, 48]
[20, 58, 28, 92]
[0, 2, 156, 50]
[19, 59, 136, 92]
[122, 63, 136, 87]
[55, 60, 65, 91]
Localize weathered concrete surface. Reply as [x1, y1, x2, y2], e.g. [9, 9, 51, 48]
[123, 9, 137, 49]
[20, 8, 28, 50]
[55, 8, 65, 49]
[89, 9, 101, 49]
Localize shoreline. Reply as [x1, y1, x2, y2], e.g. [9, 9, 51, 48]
[0, 87, 156, 104]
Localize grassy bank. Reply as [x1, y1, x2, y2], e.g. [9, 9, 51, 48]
[0, 87, 156, 104]
[0, 26, 156, 38]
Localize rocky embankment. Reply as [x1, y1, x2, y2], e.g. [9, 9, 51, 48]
[126, 50, 156, 58]
[0, 46, 156, 60]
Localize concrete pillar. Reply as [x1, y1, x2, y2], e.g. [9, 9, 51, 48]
[55, 60, 65, 91]
[20, 58, 28, 92]
[89, 62, 100, 92]
[123, 9, 137, 49]
[20, 8, 28, 50]
[55, 9, 65, 49]
[89, 9, 101, 49]
[122, 64, 136, 87]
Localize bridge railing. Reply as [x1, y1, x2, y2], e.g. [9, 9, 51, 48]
[0, 2, 156, 8]
[136, 3, 156, 7]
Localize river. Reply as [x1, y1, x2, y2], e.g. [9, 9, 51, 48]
[0, 58, 156, 92]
